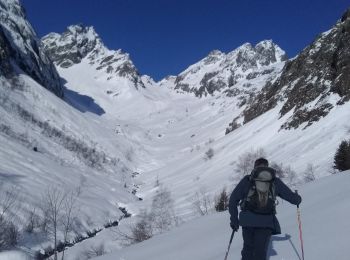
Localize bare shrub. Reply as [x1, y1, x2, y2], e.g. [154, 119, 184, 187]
[40, 187, 66, 260]
[149, 187, 178, 232]
[0, 186, 20, 250]
[303, 163, 316, 183]
[270, 161, 285, 178]
[116, 187, 178, 245]
[235, 148, 266, 177]
[81, 244, 106, 259]
[0, 218, 19, 249]
[60, 191, 79, 260]
[25, 208, 41, 233]
[130, 216, 153, 243]
[284, 165, 298, 185]
[116, 210, 153, 245]
[40, 187, 79, 260]
[204, 148, 214, 160]
[192, 187, 213, 216]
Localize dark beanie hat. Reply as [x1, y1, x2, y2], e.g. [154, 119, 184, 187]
[254, 158, 269, 167]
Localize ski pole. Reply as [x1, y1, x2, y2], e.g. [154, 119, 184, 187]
[295, 190, 305, 260]
[224, 230, 235, 260]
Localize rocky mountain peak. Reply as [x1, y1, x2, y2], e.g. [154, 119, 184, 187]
[171, 40, 286, 97]
[255, 40, 287, 65]
[42, 24, 146, 89]
[341, 8, 350, 22]
[42, 24, 106, 68]
[0, 0, 63, 97]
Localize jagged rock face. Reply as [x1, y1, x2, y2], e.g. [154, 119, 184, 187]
[243, 9, 350, 130]
[0, 0, 63, 97]
[172, 40, 287, 97]
[42, 25, 105, 68]
[42, 25, 145, 89]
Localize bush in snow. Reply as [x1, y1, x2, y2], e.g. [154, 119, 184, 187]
[0, 218, 19, 250]
[81, 244, 107, 259]
[204, 148, 214, 160]
[0, 186, 20, 250]
[303, 163, 316, 182]
[117, 187, 178, 245]
[333, 140, 350, 172]
[235, 148, 266, 177]
[130, 213, 154, 243]
[192, 187, 213, 216]
[214, 187, 229, 212]
[24, 208, 41, 233]
[149, 187, 178, 233]
[269, 161, 286, 178]
[116, 210, 153, 245]
[283, 165, 298, 185]
[39, 187, 80, 260]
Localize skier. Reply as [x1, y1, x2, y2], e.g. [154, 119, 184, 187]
[229, 158, 302, 260]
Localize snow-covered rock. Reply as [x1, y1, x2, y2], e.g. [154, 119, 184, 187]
[243, 8, 350, 129]
[166, 40, 286, 97]
[42, 24, 145, 89]
[0, 0, 63, 97]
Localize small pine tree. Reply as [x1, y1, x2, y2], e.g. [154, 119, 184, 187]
[215, 188, 229, 212]
[334, 140, 350, 172]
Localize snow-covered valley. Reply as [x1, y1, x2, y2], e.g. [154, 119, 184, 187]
[1, 0, 350, 259]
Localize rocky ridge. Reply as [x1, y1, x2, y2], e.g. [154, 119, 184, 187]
[0, 0, 63, 97]
[241, 9, 350, 130]
[42, 25, 145, 89]
[168, 40, 287, 97]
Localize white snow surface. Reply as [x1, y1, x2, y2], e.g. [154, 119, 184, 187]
[96, 172, 350, 260]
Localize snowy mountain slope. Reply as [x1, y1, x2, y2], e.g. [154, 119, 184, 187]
[0, 0, 63, 97]
[0, 73, 142, 247]
[164, 40, 286, 98]
[96, 172, 350, 260]
[93, 171, 350, 260]
[0, 3, 146, 253]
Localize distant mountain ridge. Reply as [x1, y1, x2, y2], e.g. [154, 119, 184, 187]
[169, 40, 287, 97]
[41, 13, 350, 132]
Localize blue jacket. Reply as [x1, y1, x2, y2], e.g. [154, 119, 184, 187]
[229, 175, 301, 235]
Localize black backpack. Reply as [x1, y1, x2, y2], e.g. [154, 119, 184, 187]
[240, 166, 277, 215]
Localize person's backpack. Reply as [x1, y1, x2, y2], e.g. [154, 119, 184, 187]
[240, 166, 277, 215]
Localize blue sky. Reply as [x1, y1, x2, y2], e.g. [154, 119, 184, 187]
[22, 0, 349, 81]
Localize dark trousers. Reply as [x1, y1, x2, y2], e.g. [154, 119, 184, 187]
[241, 227, 272, 260]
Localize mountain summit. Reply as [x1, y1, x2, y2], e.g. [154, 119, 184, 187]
[42, 24, 145, 89]
[166, 40, 287, 97]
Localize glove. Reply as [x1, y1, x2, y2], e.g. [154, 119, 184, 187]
[230, 219, 239, 232]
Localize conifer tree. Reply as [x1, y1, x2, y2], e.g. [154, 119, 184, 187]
[215, 188, 229, 212]
[334, 140, 350, 172]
